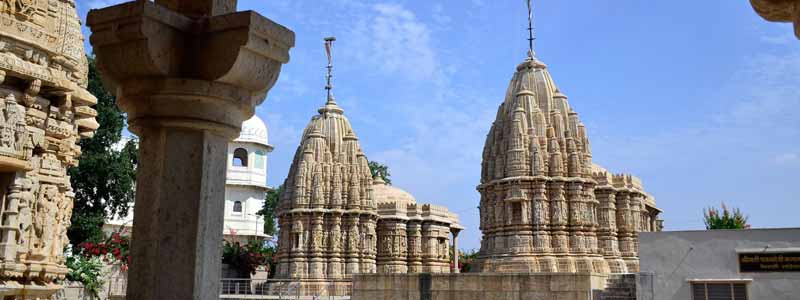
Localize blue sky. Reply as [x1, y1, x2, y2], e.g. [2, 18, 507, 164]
[78, 1, 800, 250]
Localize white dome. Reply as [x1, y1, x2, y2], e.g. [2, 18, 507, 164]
[236, 115, 270, 147]
[372, 177, 417, 206]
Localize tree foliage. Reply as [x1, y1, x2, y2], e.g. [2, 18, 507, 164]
[368, 161, 391, 184]
[257, 185, 282, 236]
[67, 56, 138, 246]
[703, 202, 749, 230]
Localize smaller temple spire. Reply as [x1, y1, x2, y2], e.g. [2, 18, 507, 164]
[526, 0, 536, 57]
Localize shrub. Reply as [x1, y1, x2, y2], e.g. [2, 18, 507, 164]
[222, 240, 275, 276]
[65, 254, 105, 297]
[704, 202, 750, 230]
[78, 228, 131, 270]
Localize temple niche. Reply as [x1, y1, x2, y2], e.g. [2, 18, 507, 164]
[475, 50, 662, 274]
[0, 0, 98, 298]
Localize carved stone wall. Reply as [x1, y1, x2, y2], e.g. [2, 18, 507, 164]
[373, 179, 462, 275]
[476, 53, 660, 274]
[0, 0, 97, 298]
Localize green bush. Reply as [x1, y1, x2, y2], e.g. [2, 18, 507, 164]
[703, 202, 750, 230]
[65, 254, 105, 297]
[222, 240, 276, 276]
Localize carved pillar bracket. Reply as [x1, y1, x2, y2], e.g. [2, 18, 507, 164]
[86, 1, 294, 300]
[750, 0, 800, 39]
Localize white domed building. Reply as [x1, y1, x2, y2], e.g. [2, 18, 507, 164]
[225, 115, 275, 241]
[105, 116, 275, 242]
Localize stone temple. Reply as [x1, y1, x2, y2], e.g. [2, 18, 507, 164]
[275, 96, 379, 280]
[275, 96, 462, 281]
[275, 47, 461, 289]
[0, 0, 98, 298]
[475, 50, 662, 274]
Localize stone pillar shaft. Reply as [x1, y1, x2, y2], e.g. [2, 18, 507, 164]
[129, 125, 228, 300]
[452, 230, 460, 273]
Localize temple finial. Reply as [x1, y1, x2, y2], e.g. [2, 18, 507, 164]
[318, 36, 344, 115]
[324, 36, 336, 105]
[526, 0, 536, 57]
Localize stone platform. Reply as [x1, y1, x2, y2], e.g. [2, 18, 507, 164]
[351, 272, 638, 300]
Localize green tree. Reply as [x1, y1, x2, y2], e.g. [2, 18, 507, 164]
[257, 185, 282, 236]
[368, 161, 391, 184]
[67, 56, 138, 246]
[703, 202, 749, 230]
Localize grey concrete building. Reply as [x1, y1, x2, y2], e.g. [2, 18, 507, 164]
[639, 228, 800, 300]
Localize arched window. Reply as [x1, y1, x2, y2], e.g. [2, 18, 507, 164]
[233, 201, 243, 213]
[233, 148, 248, 167]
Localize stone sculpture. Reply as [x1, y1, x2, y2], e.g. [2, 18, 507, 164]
[0, 0, 98, 298]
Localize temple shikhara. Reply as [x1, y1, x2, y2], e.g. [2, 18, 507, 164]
[274, 38, 461, 292]
[0, 0, 98, 298]
[275, 95, 380, 281]
[475, 50, 662, 273]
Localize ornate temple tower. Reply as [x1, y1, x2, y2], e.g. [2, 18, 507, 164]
[0, 0, 98, 297]
[475, 3, 661, 274]
[275, 38, 378, 282]
[274, 96, 378, 280]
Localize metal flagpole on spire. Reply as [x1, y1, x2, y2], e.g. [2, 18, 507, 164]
[526, 0, 535, 57]
[324, 36, 336, 104]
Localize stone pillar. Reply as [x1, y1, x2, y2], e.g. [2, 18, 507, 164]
[451, 229, 460, 273]
[86, 1, 294, 299]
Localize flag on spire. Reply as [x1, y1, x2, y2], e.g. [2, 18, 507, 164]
[325, 37, 334, 66]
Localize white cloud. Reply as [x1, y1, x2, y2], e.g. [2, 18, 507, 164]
[347, 3, 443, 83]
[431, 4, 452, 27]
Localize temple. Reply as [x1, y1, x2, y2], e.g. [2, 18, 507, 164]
[475, 48, 662, 273]
[274, 95, 379, 281]
[274, 39, 462, 294]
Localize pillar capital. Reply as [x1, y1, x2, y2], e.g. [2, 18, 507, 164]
[87, 0, 294, 133]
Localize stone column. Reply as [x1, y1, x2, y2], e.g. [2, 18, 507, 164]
[451, 229, 460, 273]
[87, 1, 294, 299]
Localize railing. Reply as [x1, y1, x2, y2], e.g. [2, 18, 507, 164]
[94, 278, 351, 300]
[219, 278, 351, 300]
